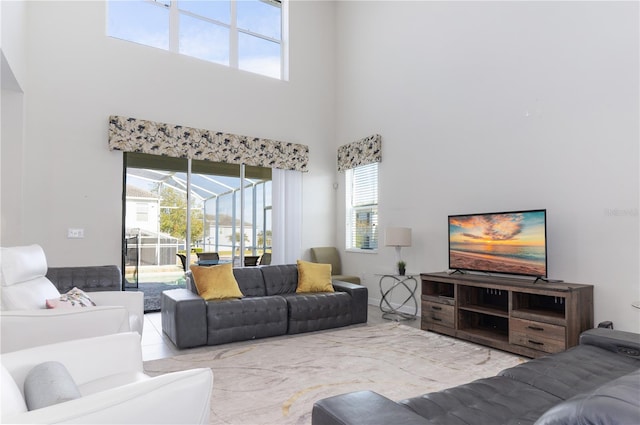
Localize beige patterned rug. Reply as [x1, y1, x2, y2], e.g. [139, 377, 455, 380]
[144, 322, 525, 425]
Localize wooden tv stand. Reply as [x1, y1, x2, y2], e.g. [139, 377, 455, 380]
[420, 272, 594, 358]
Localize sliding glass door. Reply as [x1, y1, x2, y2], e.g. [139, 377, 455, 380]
[123, 155, 190, 296]
[191, 160, 272, 265]
[122, 153, 272, 310]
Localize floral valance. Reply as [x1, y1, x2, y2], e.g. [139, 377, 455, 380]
[337, 134, 382, 172]
[108, 115, 309, 172]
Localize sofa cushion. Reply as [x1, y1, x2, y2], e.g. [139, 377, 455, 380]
[533, 369, 640, 425]
[1, 245, 61, 310]
[232, 267, 267, 297]
[332, 274, 361, 284]
[0, 364, 27, 419]
[261, 264, 299, 296]
[400, 376, 562, 425]
[23, 361, 81, 411]
[1, 244, 49, 287]
[296, 260, 334, 293]
[313, 390, 431, 425]
[1, 279, 61, 310]
[498, 344, 640, 400]
[190, 264, 244, 300]
[206, 296, 288, 345]
[78, 371, 149, 396]
[284, 292, 352, 334]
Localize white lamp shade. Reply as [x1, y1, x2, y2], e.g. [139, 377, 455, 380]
[385, 227, 412, 247]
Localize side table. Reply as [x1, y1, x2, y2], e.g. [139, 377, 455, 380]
[377, 274, 418, 321]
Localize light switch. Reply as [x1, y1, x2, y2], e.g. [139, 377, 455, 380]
[67, 228, 85, 239]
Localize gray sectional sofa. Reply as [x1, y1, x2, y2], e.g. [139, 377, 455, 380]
[161, 264, 368, 349]
[45, 265, 122, 293]
[312, 328, 640, 425]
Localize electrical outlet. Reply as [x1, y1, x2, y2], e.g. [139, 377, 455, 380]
[67, 228, 85, 239]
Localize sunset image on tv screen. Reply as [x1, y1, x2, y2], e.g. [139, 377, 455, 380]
[449, 210, 547, 277]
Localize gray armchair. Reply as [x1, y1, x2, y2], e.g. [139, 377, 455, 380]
[310, 247, 360, 284]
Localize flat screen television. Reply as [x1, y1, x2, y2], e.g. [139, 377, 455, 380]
[448, 209, 547, 278]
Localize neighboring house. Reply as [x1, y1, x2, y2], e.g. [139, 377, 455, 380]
[125, 185, 179, 267]
[125, 185, 160, 235]
[201, 215, 261, 254]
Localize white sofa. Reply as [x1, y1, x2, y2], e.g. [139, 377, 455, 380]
[1, 332, 213, 424]
[0, 244, 144, 353]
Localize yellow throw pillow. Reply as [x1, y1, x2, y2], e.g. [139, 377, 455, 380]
[296, 260, 334, 293]
[190, 263, 244, 300]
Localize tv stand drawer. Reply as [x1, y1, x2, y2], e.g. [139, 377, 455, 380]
[509, 318, 566, 354]
[422, 301, 455, 328]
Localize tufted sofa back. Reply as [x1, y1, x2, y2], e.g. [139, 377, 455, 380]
[186, 264, 300, 298]
[260, 265, 298, 296]
[46, 266, 122, 293]
[233, 267, 267, 297]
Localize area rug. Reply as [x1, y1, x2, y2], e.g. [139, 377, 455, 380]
[126, 282, 186, 312]
[144, 322, 525, 425]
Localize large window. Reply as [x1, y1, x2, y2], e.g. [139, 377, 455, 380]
[345, 163, 378, 251]
[108, 0, 285, 79]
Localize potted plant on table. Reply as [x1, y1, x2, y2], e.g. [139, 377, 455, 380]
[397, 260, 406, 276]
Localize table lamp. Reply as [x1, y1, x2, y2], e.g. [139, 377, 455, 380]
[385, 227, 412, 266]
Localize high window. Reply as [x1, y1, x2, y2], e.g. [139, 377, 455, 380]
[107, 0, 285, 79]
[345, 163, 379, 251]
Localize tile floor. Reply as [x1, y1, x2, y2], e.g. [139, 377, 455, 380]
[141, 304, 420, 361]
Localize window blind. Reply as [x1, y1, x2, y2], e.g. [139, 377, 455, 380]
[347, 162, 379, 250]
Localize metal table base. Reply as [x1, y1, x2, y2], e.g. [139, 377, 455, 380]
[378, 274, 418, 321]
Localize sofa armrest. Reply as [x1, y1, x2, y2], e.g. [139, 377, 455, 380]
[0, 307, 130, 353]
[90, 291, 144, 334]
[1, 332, 142, 388]
[46, 265, 122, 293]
[579, 328, 640, 359]
[184, 271, 198, 293]
[161, 288, 207, 349]
[534, 370, 640, 425]
[4, 368, 213, 424]
[333, 280, 368, 324]
[312, 390, 431, 425]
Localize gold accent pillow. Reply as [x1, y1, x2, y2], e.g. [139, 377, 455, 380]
[296, 260, 334, 293]
[190, 263, 244, 300]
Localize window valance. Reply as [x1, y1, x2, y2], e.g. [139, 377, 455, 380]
[337, 134, 382, 172]
[108, 115, 309, 172]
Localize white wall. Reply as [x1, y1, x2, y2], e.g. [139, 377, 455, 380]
[1, 0, 27, 90]
[335, 1, 640, 332]
[6, 1, 639, 332]
[1, 1, 28, 246]
[1, 88, 25, 245]
[17, 1, 336, 265]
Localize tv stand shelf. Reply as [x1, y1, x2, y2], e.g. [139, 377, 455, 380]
[459, 305, 509, 318]
[420, 272, 594, 358]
